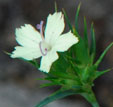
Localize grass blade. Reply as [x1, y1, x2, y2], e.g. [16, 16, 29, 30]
[62, 9, 73, 32]
[35, 89, 77, 107]
[75, 3, 81, 32]
[90, 23, 96, 63]
[84, 17, 89, 50]
[95, 42, 113, 67]
[95, 69, 111, 79]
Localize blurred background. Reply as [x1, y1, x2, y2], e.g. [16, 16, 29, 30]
[0, 0, 113, 107]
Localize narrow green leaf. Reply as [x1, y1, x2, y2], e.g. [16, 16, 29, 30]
[73, 27, 81, 38]
[83, 17, 89, 50]
[3, 51, 11, 55]
[75, 3, 81, 32]
[40, 82, 60, 88]
[95, 69, 111, 79]
[90, 23, 96, 63]
[95, 42, 113, 67]
[62, 9, 73, 32]
[35, 89, 78, 107]
[50, 70, 76, 80]
[54, 1, 57, 12]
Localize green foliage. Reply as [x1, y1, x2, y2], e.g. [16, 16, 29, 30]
[94, 69, 111, 79]
[35, 89, 79, 107]
[90, 23, 96, 64]
[95, 42, 113, 67]
[84, 17, 89, 51]
[81, 90, 99, 107]
[75, 3, 81, 32]
[62, 9, 73, 32]
[35, 4, 113, 107]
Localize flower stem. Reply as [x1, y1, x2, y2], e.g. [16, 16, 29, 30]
[81, 89, 99, 107]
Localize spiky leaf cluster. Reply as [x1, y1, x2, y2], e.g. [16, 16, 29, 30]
[34, 4, 113, 107]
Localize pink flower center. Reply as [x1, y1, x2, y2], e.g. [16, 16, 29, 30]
[39, 41, 48, 56]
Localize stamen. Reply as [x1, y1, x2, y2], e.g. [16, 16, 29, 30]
[39, 41, 47, 56]
[36, 21, 44, 39]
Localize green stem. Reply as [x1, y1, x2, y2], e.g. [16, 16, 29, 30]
[81, 89, 99, 107]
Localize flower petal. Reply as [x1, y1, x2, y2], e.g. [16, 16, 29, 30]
[54, 31, 79, 52]
[11, 46, 42, 60]
[16, 24, 42, 47]
[39, 50, 58, 73]
[45, 12, 65, 45]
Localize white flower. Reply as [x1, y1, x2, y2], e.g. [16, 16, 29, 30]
[11, 12, 78, 73]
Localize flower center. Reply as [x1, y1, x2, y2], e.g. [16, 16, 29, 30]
[39, 41, 51, 56]
[37, 21, 51, 56]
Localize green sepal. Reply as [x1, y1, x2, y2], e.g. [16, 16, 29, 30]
[35, 89, 78, 107]
[95, 42, 113, 67]
[43, 73, 81, 88]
